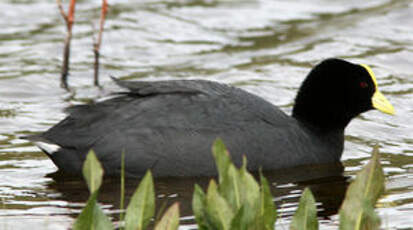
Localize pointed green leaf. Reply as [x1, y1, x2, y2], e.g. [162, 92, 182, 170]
[212, 138, 231, 184]
[239, 156, 260, 206]
[82, 150, 104, 193]
[125, 171, 155, 230]
[73, 191, 114, 230]
[205, 180, 234, 230]
[219, 164, 242, 211]
[339, 146, 384, 230]
[255, 172, 276, 230]
[213, 139, 243, 212]
[192, 185, 209, 230]
[290, 188, 319, 230]
[154, 203, 180, 230]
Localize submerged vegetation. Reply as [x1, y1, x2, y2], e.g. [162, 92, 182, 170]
[73, 140, 385, 230]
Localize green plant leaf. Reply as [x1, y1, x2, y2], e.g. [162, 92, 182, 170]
[219, 164, 242, 211]
[239, 157, 260, 206]
[82, 149, 104, 193]
[212, 138, 231, 184]
[214, 139, 244, 212]
[73, 191, 114, 230]
[192, 184, 209, 230]
[205, 180, 234, 230]
[154, 203, 180, 230]
[230, 204, 248, 230]
[339, 146, 384, 230]
[125, 171, 155, 230]
[290, 188, 319, 230]
[254, 172, 276, 230]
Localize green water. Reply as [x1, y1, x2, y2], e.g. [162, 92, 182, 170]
[0, 0, 412, 229]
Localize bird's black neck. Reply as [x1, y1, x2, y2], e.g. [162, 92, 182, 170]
[292, 104, 352, 133]
[293, 111, 346, 158]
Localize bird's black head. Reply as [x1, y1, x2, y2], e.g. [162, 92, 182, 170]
[292, 58, 394, 132]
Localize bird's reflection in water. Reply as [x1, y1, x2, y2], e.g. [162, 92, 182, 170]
[47, 162, 348, 224]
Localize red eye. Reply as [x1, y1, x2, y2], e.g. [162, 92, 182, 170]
[360, 82, 368, 88]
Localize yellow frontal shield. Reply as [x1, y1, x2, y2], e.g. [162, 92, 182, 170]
[360, 64, 395, 115]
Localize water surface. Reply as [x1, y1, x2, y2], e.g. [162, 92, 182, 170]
[0, 0, 412, 229]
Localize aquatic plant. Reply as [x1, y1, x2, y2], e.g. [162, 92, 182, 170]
[92, 0, 108, 87]
[56, 0, 76, 89]
[192, 139, 276, 230]
[73, 140, 384, 230]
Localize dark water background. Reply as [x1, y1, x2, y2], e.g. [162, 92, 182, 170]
[0, 0, 412, 229]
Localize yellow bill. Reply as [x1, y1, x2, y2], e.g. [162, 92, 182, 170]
[372, 90, 395, 115]
[360, 64, 395, 115]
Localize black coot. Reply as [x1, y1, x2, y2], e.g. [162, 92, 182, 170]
[28, 59, 394, 177]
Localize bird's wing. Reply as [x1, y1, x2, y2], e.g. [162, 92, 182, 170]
[34, 79, 294, 175]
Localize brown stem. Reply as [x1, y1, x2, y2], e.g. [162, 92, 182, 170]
[93, 0, 108, 86]
[61, 30, 72, 89]
[57, 0, 68, 22]
[93, 45, 100, 87]
[57, 0, 76, 89]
